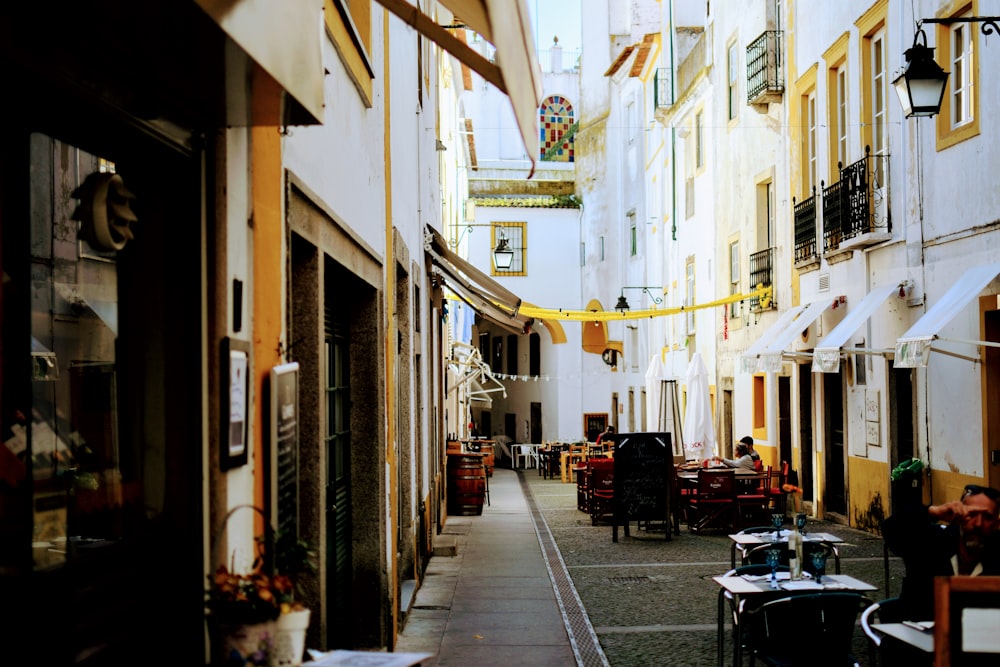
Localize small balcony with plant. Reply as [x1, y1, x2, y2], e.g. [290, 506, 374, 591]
[748, 247, 776, 313]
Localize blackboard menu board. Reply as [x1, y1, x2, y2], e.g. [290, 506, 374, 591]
[610, 432, 672, 542]
[270, 362, 300, 538]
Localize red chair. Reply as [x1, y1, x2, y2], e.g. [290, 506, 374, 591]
[764, 461, 789, 514]
[735, 472, 769, 529]
[687, 469, 737, 533]
[587, 458, 615, 526]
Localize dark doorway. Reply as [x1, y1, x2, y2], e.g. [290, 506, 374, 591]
[530, 403, 542, 443]
[778, 375, 792, 469]
[888, 364, 915, 513]
[504, 412, 517, 443]
[823, 372, 846, 515]
[798, 363, 814, 502]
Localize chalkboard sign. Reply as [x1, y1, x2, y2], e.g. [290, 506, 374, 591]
[610, 432, 673, 542]
[270, 362, 300, 538]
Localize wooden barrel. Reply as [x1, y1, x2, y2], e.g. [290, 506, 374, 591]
[447, 453, 486, 516]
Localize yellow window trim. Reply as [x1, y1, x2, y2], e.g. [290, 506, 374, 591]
[823, 33, 850, 179]
[326, 0, 374, 107]
[935, 1, 981, 150]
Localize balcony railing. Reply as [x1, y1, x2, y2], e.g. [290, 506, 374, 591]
[655, 68, 673, 109]
[821, 147, 889, 253]
[746, 30, 784, 104]
[793, 189, 818, 265]
[748, 247, 776, 311]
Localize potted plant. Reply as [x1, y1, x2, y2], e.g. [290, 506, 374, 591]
[206, 506, 316, 667]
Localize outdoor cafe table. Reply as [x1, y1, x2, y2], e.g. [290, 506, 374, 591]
[728, 529, 845, 570]
[713, 572, 878, 667]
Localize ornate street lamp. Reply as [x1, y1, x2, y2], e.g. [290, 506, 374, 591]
[892, 27, 949, 118]
[895, 17, 1000, 118]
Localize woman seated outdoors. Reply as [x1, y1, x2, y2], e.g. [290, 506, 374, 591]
[708, 443, 757, 472]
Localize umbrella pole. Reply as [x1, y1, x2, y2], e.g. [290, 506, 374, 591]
[660, 379, 684, 456]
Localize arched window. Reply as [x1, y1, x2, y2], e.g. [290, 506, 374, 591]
[539, 95, 575, 162]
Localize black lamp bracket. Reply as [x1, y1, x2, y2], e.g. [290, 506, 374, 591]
[918, 16, 1000, 37]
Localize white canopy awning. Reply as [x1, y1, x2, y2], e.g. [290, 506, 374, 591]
[758, 299, 835, 372]
[895, 263, 1000, 368]
[813, 284, 898, 373]
[740, 304, 808, 373]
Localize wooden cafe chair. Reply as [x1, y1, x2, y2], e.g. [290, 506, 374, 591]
[687, 468, 737, 533]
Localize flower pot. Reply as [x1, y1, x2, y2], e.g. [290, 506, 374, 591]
[271, 608, 311, 667]
[213, 620, 276, 667]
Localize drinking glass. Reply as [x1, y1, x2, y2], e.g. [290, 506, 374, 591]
[810, 550, 828, 583]
[765, 548, 781, 586]
[796, 512, 807, 534]
[771, 513, 784, 541]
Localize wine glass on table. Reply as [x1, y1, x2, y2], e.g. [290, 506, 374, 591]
[810, 550, 828, 584]
[771, 513, 784, 542]
[765, 548, 781, 588]
[796, 512, 807, 535]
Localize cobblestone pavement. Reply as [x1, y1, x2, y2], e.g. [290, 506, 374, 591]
[519, 467, 902, 667]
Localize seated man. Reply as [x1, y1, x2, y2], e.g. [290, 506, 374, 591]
[882, 484, 1000, 620]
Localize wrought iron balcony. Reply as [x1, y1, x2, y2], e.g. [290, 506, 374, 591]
[821, 147, 891, 255]
[655, 68, 672, 109]
[793, 189, 818, 267]
[746, 31, 784, 104]
[748, 247, 776, 311]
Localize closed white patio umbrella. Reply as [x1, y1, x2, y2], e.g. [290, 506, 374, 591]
[683, 352, 717, 462]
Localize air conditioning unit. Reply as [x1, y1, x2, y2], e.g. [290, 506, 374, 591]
[794, 321, 820, 351]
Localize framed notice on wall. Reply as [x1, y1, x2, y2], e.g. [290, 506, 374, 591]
[270, 362, 300, 537]
[220, 337, 250, 470]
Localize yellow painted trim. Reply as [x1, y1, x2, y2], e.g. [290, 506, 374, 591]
[251, 67, 285, 508]
[856, 0, 888, 167]
[793, 64, 818, 200]
[326, 0, 374, 107]
[935, 1, 981, 150]
[847, 457, 890, 532]
[537, 319, 567, 344]
[823, 32, 850, 179]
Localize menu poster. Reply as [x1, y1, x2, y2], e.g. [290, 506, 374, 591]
[610, 432, 673, 542]
[270, 362, 300, 537]
[220, 337, 251, 470]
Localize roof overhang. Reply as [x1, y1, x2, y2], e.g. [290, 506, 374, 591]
[376, 0, 542, 171]
[895, 263, 1000, 368]
[812, 284, 898, 373]
[425, 225, 532, 336]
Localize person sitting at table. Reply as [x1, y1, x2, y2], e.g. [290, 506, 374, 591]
[740, 435, 763, 471]
[708, 443, 757, 472]
[882, 483, 1000, 620]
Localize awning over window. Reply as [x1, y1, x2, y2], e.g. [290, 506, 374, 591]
[740, 304, 808, 373]
[377, 0, 542, 169]
[425, 225, 532, 335]
[194, 0, 324, 124]
[895, 263, 1000, 368]
[757, 299, 835, 373]
[813, 284, 898, 373]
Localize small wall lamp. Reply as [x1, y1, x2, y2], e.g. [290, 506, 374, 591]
[614, 286, 664, 312]
[493, 228, 514, 270]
